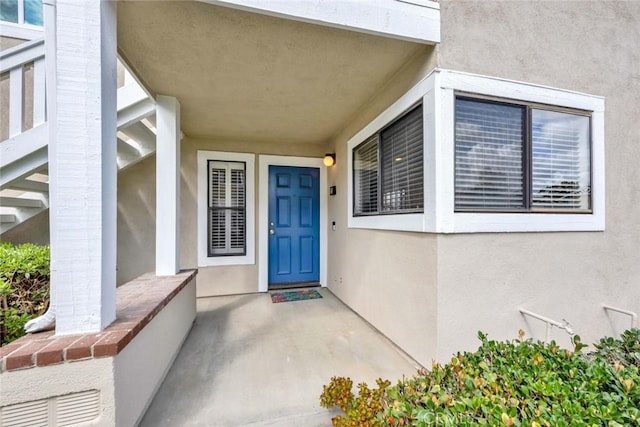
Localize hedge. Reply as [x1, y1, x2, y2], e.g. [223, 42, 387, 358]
[0, 242, 50, 345]
[321, 329, 640, 426]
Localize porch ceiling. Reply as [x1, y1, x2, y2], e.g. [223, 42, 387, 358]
[117, 1, 424, 145]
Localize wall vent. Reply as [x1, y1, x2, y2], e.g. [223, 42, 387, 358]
[0, 390, 100, 427]
[1, 399, 48, 427]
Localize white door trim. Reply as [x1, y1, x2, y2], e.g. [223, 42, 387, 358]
[258, 155, 327, 292]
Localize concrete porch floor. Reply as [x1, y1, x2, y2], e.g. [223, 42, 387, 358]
[139, 288, 422, 426]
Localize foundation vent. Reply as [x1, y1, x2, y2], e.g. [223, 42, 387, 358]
[0, 390, 100, 427]
[56, 390, 101, 426]
[1, 400, 48, 427]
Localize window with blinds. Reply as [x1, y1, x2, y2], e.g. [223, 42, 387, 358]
[208, 160, 246, 256]
[454, 96, 591, 212]
[353, 136, 379, 214]
[455, 99, 525, 210]
[531, 109, 591, 210]
[353, 104, 424, 215]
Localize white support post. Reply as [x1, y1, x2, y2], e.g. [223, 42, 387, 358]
[49, 0, 117, 335]
[155, 95, 181, 276]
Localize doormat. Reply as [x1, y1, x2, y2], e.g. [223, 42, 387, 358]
[270, 289, 323, 303]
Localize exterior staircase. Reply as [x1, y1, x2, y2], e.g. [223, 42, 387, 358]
[0, 37, 157, 235]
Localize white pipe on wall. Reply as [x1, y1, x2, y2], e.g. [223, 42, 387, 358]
[602, 304, 638, 329]
[519, 308, 575, 342]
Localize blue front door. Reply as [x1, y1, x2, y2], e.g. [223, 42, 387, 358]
[268, 166, 320, 286]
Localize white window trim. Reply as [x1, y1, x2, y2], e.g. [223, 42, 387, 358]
[258, 155, 327, 292]
[347, 74, 435, 233]
[434, 70, 605, 233]
[197, 150, 255, 266]
[347, 68, 605, 233]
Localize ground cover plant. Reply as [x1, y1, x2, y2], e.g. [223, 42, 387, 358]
[321, 329, 640, 426]
[0, 242, 50, 345]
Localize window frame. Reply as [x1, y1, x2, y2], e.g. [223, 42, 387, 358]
[352, 103, 425, 217]
[197, 150, 255, 266]
[0, 0, 44, 40]
[435, 70, 604, 233]
[453, 93, 593, 214]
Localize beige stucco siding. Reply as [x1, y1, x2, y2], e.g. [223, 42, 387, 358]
[116, 136, 327, 290]
[185, 138, 327, 295]
[1, 36, 33, 141]
[326, 46, 439, 366]
[117, 156, 156, 284]
[0, 36, 26, 51]
[1, 211, 49, 245]
[432, 0, 640, 359]
[328, 228, 438, 368]
[436, 233, 615, 359]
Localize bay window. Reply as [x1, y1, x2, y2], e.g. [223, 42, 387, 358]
[347, 69, 604, 233]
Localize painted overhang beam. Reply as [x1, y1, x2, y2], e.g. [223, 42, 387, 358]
[200, 0, 441, 44]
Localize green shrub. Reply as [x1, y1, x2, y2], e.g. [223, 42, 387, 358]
[321, 330, 640, 426]
[0, 242, 50, 345]
[320, 376, 391, 426]
[591, 328, 640, 370]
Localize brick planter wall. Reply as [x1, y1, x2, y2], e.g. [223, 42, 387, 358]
[0, 270, 197, 372]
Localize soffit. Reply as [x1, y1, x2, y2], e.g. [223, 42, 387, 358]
[117, 1, 424, 144]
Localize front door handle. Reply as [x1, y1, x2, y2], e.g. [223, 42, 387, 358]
[269, 229, 275, 235]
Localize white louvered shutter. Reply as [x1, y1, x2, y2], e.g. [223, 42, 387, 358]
[208, 161, 246, 255]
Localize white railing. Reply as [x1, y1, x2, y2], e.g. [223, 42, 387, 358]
[1, 37, 46, 142]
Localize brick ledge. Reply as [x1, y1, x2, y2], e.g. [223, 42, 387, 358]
[0, 270, 197, 372]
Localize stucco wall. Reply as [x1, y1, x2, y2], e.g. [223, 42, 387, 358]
[0, 357, 116, 425]
[114, 277, 196, 426]
[117, 156, 157, 285]
[115, 136, 328, 293]
[1, 36, 32, 141]
[326, 46, 439, 367]
[0, 36, 25, 51]
[180, 137, 327, 296]
[1, 210, 50, 245]
[432, 0, 640, 359]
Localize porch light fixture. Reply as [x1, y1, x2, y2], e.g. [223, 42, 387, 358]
[323, 153, 336, 167]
